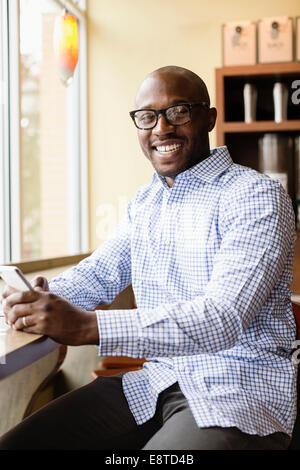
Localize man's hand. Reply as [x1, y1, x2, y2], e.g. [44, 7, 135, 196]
[1, 279, 99, 346]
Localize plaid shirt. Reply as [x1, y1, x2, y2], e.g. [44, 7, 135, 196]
[50, 146, 297, 436]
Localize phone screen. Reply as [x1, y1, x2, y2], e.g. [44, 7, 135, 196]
[0, 266, 33, 292]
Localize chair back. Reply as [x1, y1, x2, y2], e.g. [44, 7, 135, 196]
[292, 302, 300, 341]
[289, 302, 300, 450]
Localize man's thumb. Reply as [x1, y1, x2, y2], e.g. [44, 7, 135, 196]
[32, 276, 49, 291]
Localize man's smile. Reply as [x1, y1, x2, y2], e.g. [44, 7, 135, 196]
[152, 140, 184, 158]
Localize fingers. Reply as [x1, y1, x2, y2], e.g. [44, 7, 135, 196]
[4, 302, 34, 327]
[2, 290, 39, 326]
[2, 289, 38, 308]
[12, 310, 49, 335]
[12, 313, 35, 331]
[2, 285, 19, 300]
[31, 276, 49, 292]
[12, 313, 41, 334]
[1, 287, 17, 322]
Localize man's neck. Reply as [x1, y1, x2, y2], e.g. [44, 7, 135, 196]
[164, 148, 211, 188]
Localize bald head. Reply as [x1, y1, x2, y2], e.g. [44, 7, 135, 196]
[135, 65, 210, 108]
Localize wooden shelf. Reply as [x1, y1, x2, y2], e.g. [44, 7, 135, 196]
[221, 120, 300, 134]
[216, 63, 300, 77]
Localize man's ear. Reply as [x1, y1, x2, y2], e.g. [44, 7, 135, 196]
[207, 107, 217, 132]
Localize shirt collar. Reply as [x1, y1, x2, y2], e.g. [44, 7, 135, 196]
[154, 146, 233, 187]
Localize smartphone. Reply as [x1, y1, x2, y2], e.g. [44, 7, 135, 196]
[0, 266, 34, 292]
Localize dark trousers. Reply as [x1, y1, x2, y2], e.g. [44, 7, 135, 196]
[0, 374, 291, 450]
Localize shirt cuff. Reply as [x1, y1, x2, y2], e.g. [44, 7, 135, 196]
[96, 308, 141, 358]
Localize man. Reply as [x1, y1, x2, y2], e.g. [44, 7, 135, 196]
[0, 66, 296, 450]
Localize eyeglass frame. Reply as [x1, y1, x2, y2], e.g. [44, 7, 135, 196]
[129, 102, 210, 130]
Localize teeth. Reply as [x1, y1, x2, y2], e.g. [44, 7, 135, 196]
[156, 143, 182, 153]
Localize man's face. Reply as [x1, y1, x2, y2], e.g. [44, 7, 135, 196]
[134, 72, 216, 186]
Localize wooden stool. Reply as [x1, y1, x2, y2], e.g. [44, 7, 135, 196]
[92, 356, 146, 379]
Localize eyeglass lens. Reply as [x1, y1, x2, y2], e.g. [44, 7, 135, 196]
[134, 104, 191, 129]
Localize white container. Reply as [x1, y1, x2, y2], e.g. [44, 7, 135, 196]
[243, 83, 257, 123]
[273, 82, 288, 123]
[258, 133, 293, 195]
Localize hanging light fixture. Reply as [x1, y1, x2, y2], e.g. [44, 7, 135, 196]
[53, 10, 79, 86]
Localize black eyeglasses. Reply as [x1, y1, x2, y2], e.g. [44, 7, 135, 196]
[129, 102, 209, 130]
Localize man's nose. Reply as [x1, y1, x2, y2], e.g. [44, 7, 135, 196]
[153, 114, 175, 134]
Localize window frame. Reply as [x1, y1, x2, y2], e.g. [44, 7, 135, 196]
[0, 0, 13, 264]
[0, 0, 89, 269]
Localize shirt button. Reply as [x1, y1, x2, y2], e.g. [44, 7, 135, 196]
[114, 346, 122, 354]
[178, 365, 185, 372]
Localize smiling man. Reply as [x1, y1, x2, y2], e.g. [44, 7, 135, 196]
[131, 67, 216, 186]
[0, 66, 297, 450]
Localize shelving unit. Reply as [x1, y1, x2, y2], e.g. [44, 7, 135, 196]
[216, 63, 300, 154]
[215, 63, 300, 295]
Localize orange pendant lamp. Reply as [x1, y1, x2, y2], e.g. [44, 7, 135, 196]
[53, 11, 79, 86]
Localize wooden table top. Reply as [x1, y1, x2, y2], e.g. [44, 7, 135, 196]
[0, 316, 60, 380]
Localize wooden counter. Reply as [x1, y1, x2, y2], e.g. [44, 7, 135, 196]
[0, 266, 73, 437]
[0, 318, 65, 437]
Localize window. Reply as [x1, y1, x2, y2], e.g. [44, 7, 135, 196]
[0, 0, 88, 264]
[72, 0, 86, 11]
[0, 0, 10, 263]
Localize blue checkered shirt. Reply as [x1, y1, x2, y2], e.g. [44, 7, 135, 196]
[49, 146, 297, 437]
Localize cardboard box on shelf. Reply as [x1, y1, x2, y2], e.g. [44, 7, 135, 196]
[222, 21, 257, 66]
[258, 16, 293, 64]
